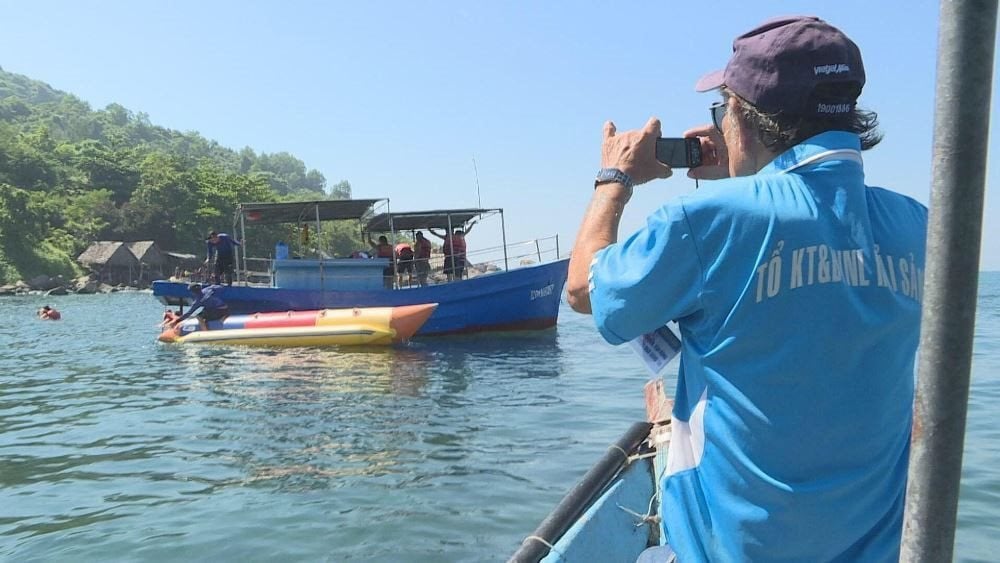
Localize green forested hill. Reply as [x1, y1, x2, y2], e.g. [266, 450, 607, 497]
[0, 66, 352, 283]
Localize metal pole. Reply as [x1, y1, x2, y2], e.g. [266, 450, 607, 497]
[388, 199, 397, 288]
[239, 210, 247, 286]
[316, 203, 325, 291]
[446, 214, 455, 280]
[500, 209, 509, 271]
[901, 1, 997, 561]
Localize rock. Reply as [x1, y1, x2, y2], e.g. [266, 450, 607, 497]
[26, 275, 59, 290]
[98, 283, 116, 293]
[0, 285, 17, 296]
[45, 286, 69, 296]
[74, 279, 100, 294]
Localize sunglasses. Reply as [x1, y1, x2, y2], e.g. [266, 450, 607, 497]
[710, 101, 727, 133]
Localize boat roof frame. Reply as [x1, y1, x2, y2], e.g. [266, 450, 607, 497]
[229, 199, 512, 272]
[365, 208, 502, 232]
[234, 198, 388, 225]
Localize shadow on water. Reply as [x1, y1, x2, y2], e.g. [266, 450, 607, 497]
[131, 328, 570, 495]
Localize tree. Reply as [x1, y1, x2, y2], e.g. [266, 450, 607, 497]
[329, 179, 351, 199]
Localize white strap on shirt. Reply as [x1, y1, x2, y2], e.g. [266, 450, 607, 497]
[778, 148, 863, 175]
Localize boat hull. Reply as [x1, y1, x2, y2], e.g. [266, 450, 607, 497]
[510, 422, 665, 563]
[540, 457, 656, 563]
[159, 304, 436, 346]
[153, 259, 568, 336]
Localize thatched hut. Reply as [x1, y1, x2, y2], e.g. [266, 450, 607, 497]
[77, 241, 140, 285]
[126, 241, 166, 282]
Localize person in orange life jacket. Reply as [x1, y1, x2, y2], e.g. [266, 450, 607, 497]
[395, 241, 415, 287]
[412, 231, 432, 286]
[367, 234, 395, 288]
[429, 221, 476, 281]
[173, 283, 229, 331]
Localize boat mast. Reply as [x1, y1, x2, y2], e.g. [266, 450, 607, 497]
[901, 1, 997, 560]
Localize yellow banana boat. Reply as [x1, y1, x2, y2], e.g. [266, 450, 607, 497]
[158, 303, 437, 346]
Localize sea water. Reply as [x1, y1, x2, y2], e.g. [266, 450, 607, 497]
[1, 277, 998, 562]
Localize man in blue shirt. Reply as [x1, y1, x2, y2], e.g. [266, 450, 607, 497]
[205, 230, 241, 286]
[567, 16, 927, 562]
[174, 283, 229, 330]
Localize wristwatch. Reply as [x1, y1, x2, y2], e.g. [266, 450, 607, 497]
[595, 168, 634, 190]
[595, 168, 634, 202]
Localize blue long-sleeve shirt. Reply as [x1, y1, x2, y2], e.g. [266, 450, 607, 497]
[207, 233, 241, 260]
[177, 285, 228, 321]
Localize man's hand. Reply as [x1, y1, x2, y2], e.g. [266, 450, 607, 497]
[683, 124, 730, 180]
[602, 117, 673, 186]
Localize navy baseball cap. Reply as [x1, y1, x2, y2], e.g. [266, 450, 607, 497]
[696, 16, 865, 117]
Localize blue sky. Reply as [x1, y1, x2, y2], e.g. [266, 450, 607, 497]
[3, 1, 998, 269]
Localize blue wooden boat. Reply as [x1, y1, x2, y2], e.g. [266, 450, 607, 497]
[153, 199, 568, 336]
[510, 382, 673, 562]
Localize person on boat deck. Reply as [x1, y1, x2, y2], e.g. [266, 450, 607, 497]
[174, 283, 229, 330]
[367, 234, 395, 289]
[567, 16, 927, 563]
[205, 230, 241, 286]
[37, 305, 61, 320]
[429, 221, 476, 281]
[395, 242, 415, 287]
[413, 231, 432, 286]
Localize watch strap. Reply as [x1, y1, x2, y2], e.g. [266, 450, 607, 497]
[594, 168, 634, 190]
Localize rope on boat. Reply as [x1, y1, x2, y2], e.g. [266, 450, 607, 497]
[628, 450, 658, 462]
[608, 443, 629, 459]
[524, 535, 561, 557]
[616, 502, 661, 528]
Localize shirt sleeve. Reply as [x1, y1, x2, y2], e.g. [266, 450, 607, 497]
[589, 201, 705, 345]
[178, 295, 206, 321]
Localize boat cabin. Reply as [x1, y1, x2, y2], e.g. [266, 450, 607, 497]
[230, 199, 561, 291]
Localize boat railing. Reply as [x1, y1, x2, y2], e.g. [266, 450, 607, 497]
[464, 234, 562, 273]
[231, 234, 563, 288]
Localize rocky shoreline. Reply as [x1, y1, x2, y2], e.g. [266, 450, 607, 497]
[0, 274, 147, 297]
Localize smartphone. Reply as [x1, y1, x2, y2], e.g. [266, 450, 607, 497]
[655, 137, 702, 168]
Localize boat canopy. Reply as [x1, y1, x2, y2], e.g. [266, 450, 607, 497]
[365, 208, 501, 232]
[235, 198, 387, 225]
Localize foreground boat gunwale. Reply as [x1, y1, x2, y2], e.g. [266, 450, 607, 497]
[509, 421, 659, 563]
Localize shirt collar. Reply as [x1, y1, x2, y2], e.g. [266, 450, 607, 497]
[759, 131, 863, 175]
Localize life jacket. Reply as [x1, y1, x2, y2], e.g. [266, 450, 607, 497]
[442, 235, 466, 256]
[414, 238, 432, 259]
[395, 243, 414, 260]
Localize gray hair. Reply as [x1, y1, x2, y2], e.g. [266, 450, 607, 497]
[723, 85, 883, 153]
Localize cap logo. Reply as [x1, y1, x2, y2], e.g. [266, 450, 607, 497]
[814, 63, 851, 76]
